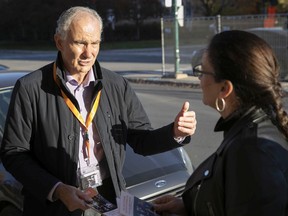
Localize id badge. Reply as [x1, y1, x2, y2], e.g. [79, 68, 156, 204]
[78, 163, 102, 190]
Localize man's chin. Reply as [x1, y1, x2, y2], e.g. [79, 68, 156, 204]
[77, 65, 93, 73]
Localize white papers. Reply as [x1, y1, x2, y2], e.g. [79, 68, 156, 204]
[101, 191, 159, 216]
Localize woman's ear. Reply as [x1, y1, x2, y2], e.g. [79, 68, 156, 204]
[219, 80, 234, 98]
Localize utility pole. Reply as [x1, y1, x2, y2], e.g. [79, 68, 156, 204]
[173, 0, 180, 78]
[163, 0, 186, 79]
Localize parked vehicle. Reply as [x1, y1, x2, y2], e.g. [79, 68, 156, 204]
[0, 71, 193, 216]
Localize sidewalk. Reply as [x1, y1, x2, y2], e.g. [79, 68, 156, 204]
[123, 72, 288, 95]
[123, 72, 201, 88]
[1, 56, 288, 93]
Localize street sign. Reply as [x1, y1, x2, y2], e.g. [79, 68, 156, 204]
[178, 5, 184, 27]
[165, 0, 182, 7]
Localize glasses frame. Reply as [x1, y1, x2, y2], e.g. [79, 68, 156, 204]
[192, 64, 215, 78]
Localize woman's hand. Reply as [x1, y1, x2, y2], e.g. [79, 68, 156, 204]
[153, 195, 187, 216]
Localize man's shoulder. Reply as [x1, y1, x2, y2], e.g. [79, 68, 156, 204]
[18, 62, 54, 85]
[101, 67, 121, 78]
[100, 66, 128, 83]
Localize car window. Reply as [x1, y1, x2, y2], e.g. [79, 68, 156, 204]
[0, 88, 13, 141]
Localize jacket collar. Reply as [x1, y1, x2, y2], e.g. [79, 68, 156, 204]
[183, 107, 269, 192]
[54, 52, 103, 103]
[55, 51, 103, 82]
[215, 106, 268, 156]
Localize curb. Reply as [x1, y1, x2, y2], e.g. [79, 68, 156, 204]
[125, 77, 200, 88]
[125, 75, 288, 95]
[123, 73, 201, 88]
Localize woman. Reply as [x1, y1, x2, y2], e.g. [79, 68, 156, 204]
[153, 30, 288, 216]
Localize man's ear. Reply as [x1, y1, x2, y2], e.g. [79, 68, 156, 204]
[219, 80, 234, 98]
[54, 34, 62, 50]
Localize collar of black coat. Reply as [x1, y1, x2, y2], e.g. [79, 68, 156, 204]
[215, 106, 268, 156]
[214, 106, 267, 133]
[53, 52, 103, 106]
[55, 51, 103, 80]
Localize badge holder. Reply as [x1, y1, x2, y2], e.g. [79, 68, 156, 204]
[78, 163, 102, 190]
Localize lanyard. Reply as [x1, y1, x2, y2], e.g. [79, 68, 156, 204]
[53, 63, 101, 162]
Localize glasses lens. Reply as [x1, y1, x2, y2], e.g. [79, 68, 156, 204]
[195, 64, 202, 71]
[193, 71, 202, 77]
[193, 65, 203, 77]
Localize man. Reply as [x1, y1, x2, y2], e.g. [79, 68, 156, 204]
[0, 6, 196, 216]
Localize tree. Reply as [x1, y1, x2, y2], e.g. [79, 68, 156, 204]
[0, 0, 97, 42]
[198, 0, 233, 16]
[0, 0, 165, 42]
[191, 0, 262, 16]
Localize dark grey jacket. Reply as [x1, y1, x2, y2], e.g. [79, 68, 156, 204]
[0, 54, 187, 216]
[182, 107, 288, 216]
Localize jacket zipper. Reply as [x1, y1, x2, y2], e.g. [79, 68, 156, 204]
[193, 180, 203, 216]
[206, 202, 215, 216]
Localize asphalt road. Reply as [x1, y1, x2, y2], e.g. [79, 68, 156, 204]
[132, 83, 222, 168]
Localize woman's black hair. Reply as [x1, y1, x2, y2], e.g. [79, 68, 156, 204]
[207, 30, 288, 139]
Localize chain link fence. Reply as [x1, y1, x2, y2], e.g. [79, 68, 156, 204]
[162, 14, 288, 80]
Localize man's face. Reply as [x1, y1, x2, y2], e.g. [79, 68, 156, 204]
[55, 14, 101, 76]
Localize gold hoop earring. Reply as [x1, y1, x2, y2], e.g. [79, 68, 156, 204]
[215, 98, 225, 112]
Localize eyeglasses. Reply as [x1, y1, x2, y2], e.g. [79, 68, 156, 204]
[192, 64, 215, 78]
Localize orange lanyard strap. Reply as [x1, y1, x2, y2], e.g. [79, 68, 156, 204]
[53, 63, 101, 159]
